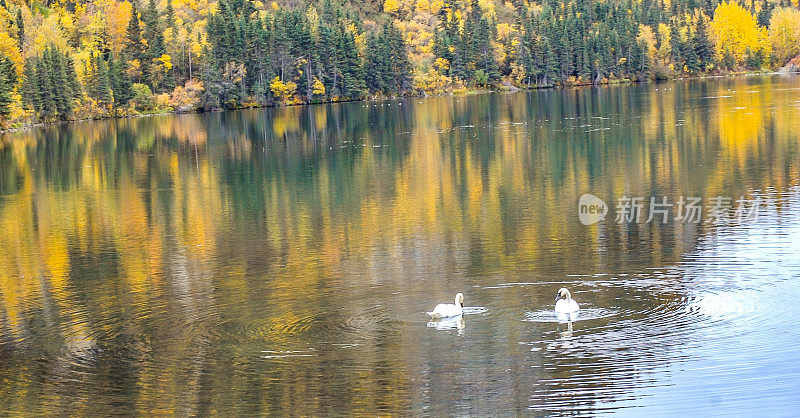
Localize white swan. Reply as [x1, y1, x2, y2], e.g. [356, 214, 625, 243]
[427, 293, 464, 318]
[555, 288, 580, 314]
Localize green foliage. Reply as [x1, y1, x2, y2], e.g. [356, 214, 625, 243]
[10, 0, 798, 124]
[433, 0, 498, 85]
[15, 9, 23, 45]
[23, 45, 78, 122]
[0, 55, 16, 123]
[131, 83, 155, 111]
[109, 54, 133, 107]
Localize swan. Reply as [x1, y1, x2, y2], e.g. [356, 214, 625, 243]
[555, 288, 580, 314]
[427, 293, 464, 318]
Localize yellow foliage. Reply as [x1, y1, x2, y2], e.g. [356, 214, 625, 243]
[105, 0, 133, 55]
[0, 32, 22, 75]
[155, 93, 171, 109]
[412, 68, 451, 94]
[312, 77, 326, 96]
[477, 0, 495, 19]
[637, 24, 658, 59]
[657, 23, 672, 63]
[428, 0, 444, 13]
[170, 79, 204, 111]
[710, 2, 770, 64]
[769, 7, 800, 64]
[126, 58, 141, 79]
[384, 0, 400, 15]
[270, 77, 297, 105]
[495, 23, 514, 40]
[33, 14, 69, 54]
[156, 54, 173, 71]
[306, 6, 320, 39]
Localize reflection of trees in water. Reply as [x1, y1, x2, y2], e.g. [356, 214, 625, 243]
[0, 76, 799, 413]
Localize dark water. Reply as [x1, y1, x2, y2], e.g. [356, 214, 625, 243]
[1, 75, 799, 415]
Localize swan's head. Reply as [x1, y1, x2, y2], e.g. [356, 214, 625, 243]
[455, 293, 464, 307]
[555, 288, 571, 302]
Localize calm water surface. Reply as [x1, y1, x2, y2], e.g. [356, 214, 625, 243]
[1, 75, 800, 415]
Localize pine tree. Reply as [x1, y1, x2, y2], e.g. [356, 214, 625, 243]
[338, 28, 365, 98]
[142, 0, 166, 90]
[21, 60, 37, 111]
[35, 51, 56, 120]
[48, 46, 72, 119]
[143, 0, 165, 59]
[15, 9, 24, 48]
[94, 55, 113, 105]
[365, 30, 388, 93]
[669, 23, 684, 72]
[126, 5, 147, 83]
[65, 55, 82, 102]
[387, 23, 409, 91]
[693, 18, 714, 70]
[109, 54, 133, 106]
[756, 0, 772, 27]
[0, 56, 16, 123]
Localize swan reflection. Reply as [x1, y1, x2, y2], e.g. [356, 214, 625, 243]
[427, 315, 465, 335]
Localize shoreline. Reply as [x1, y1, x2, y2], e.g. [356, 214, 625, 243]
[2, 70, 789, 136]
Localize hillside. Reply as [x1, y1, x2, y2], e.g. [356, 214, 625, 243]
[1, 0, 799, 128]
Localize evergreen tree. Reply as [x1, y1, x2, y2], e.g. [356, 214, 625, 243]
[693, 18, 714, 70]
[337, 28, 365, 98]
[669, 23, 684, 72]
[110, 54, 133, 106]
[126, 5, 147, 83]
[35, 50, 56, 120]
[48, 46, 72, 118]
[0, 56, 16, 123]
[65, 55, 82, 102]
[21, 60, 37, 111]
[15, 9, 24, 47]
[756, 0, 772, 27]
[142, 0, 167, 90]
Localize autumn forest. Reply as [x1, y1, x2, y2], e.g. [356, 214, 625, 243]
[1, 0, 799, 128]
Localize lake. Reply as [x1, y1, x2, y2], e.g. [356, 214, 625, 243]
[1, 75, 799, 415]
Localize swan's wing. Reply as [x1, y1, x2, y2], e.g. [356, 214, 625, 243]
[428, 303, 458, 318]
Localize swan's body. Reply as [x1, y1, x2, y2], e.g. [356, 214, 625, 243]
[427, 293, 464, 318]
[555, 288, 580, 314]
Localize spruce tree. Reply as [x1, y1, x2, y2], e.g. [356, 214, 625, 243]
[757, 0, 772, 27]
[35, 51, 56, 120]
[0, 56, 16, 123]
[693, 19, 714, 70]
[143, 0, 166, 90]
[21, 60, 36, 111]
[15, 9, 24, 47]
[95, 55, 113, 105]
[126, 5, 147, 83]
[48, 47, 72, 119]
[110, 54, 133, 107]
[66, 55, 82, 102]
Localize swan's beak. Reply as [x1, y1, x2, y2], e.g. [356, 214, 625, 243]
[555, 292, 560, 302]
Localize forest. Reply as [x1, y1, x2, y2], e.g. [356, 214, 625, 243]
[1, 0, 799, 127]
